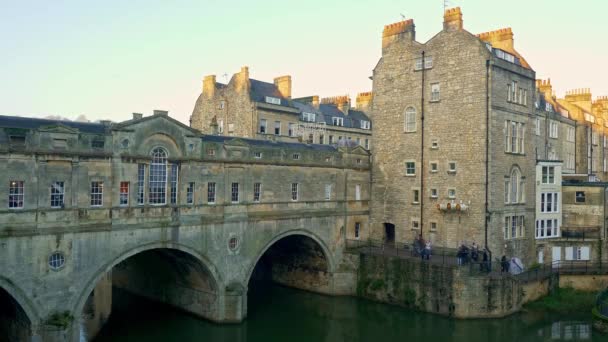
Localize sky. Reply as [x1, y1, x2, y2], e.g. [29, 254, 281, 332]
[1, 0, 607, 125]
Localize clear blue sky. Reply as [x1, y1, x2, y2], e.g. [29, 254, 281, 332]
[1, 0, 606, 124]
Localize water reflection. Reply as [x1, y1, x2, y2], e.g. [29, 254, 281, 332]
[93, 286, 602, 342]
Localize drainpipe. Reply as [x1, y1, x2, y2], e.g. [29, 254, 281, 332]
[420, 51, 426, 240]
[485, 59, 492, 261]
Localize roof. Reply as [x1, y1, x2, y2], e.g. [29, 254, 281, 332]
[292, 100, 371, 129]
[201, 134, 337, 152]
[249, 79, 291, 107]
[0, 115, 107, 134]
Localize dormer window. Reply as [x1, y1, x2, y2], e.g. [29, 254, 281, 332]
[292, 153, 300, 160]
[302, 112, 316, 122]
[265, 96, 281, 105]
[360, 120, 371, 130]
[332, 117, 344, 126]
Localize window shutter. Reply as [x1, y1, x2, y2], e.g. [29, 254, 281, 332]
[580, 246, 590, 260]
[565, 247, 573, 261]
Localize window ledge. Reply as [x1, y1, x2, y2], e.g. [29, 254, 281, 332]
[405, 174, 416, 177]
[448, 170, 457, 174]
[429, 100, 441, 103]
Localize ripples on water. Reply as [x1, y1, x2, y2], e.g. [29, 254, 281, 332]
[92, 286, 602, 342]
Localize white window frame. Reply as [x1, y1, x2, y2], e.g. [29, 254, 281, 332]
[302, 112, 316, 122]
[549, 121, 558, 138]
[274, 121, 281, 135]
[265, 96, 281, 105]
[50, 182, 65, 208]
[259, 119, 267, 134]
[207, 182, 216, 204]
[404, 107, 416, 132]
[448, 188, 456, 199]
[325, 184, 332, 201]
[8, 180, 24, 209]
[332, 117, 344, 126]
[361, 120, 371, 130]
[253, 182, 262, 203]
[430, 83, 440, 102]
[430, 188, 438, 198]
[291, 183, 299, 201]
[254, 152, 262, 159]
[355, 184, 361, 201]
[535, 118, 541, 136]
[405, 161, 416, 176]
[119, 181, 129, 206]
[90, 181, 103, 207]
[149, 147, 168, 205]
[137, 164, 145, 205]
[542, 166, 555, 184]
[186, 182, 195, 205]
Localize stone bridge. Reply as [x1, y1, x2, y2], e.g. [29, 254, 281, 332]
[0, 112, 369, 341]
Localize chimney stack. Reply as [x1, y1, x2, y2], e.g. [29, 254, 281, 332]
[153, 110, 169, 117]
[311, 95, 320, 109]
[132, 113, 143, 120]
[443, 7, 463, 32]
[203, 75, 216, 98]
[274, 75, 292, 99]
[356, 92, 373, 112]
[321, 96, 351, 115]
[382, 19, 415, 50]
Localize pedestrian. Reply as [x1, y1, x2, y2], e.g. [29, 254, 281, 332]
[471, 242, 479, 263]
[501, 255, 508, 273]
[481, 249, 489, 272]
[424, 241, 431, 260]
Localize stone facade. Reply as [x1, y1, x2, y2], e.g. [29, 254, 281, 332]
[189, 67, 373, 149]
[369, 8, 537, 262]
[0, 111, 370, 341]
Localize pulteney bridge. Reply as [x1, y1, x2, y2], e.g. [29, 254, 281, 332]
[0, 112, 370, 341]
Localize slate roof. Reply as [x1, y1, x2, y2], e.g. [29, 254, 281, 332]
[0, 115, 107, 134]
[292, 100, 371, 129]
[249, 79, 291, 107]
[202, 134, 337, 152]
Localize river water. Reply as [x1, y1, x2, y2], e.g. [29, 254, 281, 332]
[94, 286, 603, 342]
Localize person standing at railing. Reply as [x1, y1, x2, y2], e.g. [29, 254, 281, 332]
[501, 255, 510, 273]
[424, 241, 431, 260]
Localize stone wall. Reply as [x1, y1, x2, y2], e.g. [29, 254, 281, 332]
[560, 274, 608, 292]
[356, 253, 558, 319]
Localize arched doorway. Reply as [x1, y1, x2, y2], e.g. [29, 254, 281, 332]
[0, 286, 32, 342]
[247, 233, 332, 318]
[79, 247, 220, 341]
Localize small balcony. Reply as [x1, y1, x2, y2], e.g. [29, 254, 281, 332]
[560, 226, 601, 240]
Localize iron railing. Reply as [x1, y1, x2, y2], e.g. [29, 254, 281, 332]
[595, 288, 608, 318]
[561, 226, 601, 240]
[346, 239, 608, 280]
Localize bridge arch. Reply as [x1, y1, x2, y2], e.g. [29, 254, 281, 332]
[246, 229, 336, 293]
[73, 241, 224, 338]
[0, 277, 39, 342]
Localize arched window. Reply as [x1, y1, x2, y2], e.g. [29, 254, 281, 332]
[149, 147, 168, 204]
[506, 168, 524, 204]
[404, 107, 416, 133]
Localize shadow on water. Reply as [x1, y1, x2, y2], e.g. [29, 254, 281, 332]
[94, 285, 603, 342]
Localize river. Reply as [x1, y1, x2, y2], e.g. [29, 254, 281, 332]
[93, 285, 602, 341]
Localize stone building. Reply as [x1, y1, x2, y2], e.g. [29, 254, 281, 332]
[369, 8, 537, 261]
[0, 111, 370, 341]
[189, 67, 372, 148]
[557, 89, 608, 179]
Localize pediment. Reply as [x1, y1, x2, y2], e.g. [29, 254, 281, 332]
[343, 145, 370, 156]
[223, 138, 250, 148]
[37, 124, 79, 134]
[113, 114, 201, 136]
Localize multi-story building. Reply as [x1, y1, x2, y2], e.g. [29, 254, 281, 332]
[189, 67, 372, 148]
[557, 89, 608, 179]
[369, 7, 538, 261]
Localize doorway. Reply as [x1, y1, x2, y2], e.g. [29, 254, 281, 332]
[384, 223, 395, 245]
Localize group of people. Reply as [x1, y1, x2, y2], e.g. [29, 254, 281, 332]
[413, 234, 432, 260]
[457, 242, 490, 271]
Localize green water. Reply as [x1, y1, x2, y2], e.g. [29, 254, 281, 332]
[94, 286, 602, 342]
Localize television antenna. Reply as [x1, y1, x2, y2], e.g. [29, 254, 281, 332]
[400, 13, 406, 20]
[443, 0, 453, 12]
[222, 72, 228, 83]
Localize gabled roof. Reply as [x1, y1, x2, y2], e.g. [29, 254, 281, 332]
[249, 79, 291, 107]
[292, 99, 371, 129]
[0, 115, 107, 134]
[113, 113, 202, 135]
[202, 134, 337, 152]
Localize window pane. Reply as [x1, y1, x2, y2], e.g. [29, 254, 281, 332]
[149, 148, 168, 204]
